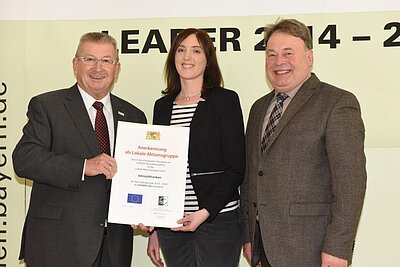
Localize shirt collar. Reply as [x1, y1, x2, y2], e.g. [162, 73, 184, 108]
[273, 73, 311, 99]
[77, 85, 112, 113]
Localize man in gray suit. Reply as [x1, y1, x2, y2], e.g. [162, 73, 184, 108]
[13, 32, 146, 266]
[241, 19, 366, 267]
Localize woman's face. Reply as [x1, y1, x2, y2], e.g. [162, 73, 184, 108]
[174, 34, 207, 83]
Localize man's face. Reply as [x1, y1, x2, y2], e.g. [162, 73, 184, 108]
[73, 41, 120, 99]
[265, 31, 313, 93]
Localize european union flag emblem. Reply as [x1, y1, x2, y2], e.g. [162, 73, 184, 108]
[127, 194, 143, 204]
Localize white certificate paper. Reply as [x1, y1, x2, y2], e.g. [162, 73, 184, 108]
[108, 121, 189, 228]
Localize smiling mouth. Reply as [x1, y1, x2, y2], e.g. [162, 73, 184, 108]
[274, 69, 291, 75]
[182, 63, 194, 69]
[89, 73, 106, 79]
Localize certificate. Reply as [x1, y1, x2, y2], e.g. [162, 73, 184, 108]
[108, 121, 189, 228]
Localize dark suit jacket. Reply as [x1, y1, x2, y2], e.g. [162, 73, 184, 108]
[240, 74, 367, 266]
[153, 87, 245, 221]
[13, 84, 147, 267]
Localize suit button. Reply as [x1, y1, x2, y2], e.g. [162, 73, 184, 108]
[253, 202, 257, 207]
[258, 171, 263, 176]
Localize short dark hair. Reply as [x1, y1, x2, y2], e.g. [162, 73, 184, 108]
[264, 18, 313, 50]
[163, 28, 224, 95]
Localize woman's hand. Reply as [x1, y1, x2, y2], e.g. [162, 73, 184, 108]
[171, 209, 210, 232]
[147, 231, 164, 267]
[243, 242, 252, 265]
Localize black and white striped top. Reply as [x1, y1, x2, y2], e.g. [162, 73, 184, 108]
[170, 103, 239, 214]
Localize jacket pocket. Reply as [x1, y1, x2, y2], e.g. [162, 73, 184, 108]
[289, 202, 331, 216]
[32, 205, 63, 220]
[191, 170, 224, 177]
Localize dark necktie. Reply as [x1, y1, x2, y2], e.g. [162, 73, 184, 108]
[261, 93, 289, 153]
[92, 101, 111, 155]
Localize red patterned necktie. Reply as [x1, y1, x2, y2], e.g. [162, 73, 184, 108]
[92, 101, 111, 155]
[261, 93, 288, 153]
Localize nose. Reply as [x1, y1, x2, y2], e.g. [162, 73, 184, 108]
[94, 59, 103, 70]
[274, 54, 286, 65]
[184, 50, 191, 60]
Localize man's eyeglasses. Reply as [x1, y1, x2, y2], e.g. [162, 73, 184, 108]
[76, 56, 118, 66]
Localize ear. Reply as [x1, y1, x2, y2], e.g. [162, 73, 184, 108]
[72, 57, 78, 75]
[113, 62, 121, 83]
[115, 62, 121, 78]
[307, 49, 314, 67]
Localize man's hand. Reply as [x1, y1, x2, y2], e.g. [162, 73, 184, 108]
[131, 223, 154, 233]
[321, 252, 348, 267]
[85, 153, 117, 179]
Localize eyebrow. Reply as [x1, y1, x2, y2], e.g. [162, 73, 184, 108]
[178, 44, 202, 49]
[266, 47, 294, 53]
[82, 54, 114, 58]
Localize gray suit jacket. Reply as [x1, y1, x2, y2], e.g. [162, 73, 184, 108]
[240, 74, 366, 266]
[13, 84, 147, 267]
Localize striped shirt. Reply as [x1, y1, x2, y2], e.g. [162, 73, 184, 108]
[170, 103, 239, 214]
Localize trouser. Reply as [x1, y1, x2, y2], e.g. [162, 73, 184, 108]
[92, 230, 111, 267]
[157, 209, 242, 267]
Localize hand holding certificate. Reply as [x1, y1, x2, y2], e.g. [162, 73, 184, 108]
[108, 121, 189, 228]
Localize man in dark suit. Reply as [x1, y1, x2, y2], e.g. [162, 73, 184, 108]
[240, 19, 367, 267]
[13, 32, 147, 266]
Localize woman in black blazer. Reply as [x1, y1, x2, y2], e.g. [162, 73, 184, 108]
[147, 28, 246, 267]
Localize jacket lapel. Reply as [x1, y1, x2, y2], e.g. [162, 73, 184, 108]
[263, 74, 319, 152]
[255, 93, 275, 156]
[156, 93, 176, 125]
[110, 95, 124, 136]
[64, 84, 100, 157]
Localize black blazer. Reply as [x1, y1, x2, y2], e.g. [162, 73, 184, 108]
[13, 84, 147, 267]
[153, 87, 245, 221]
